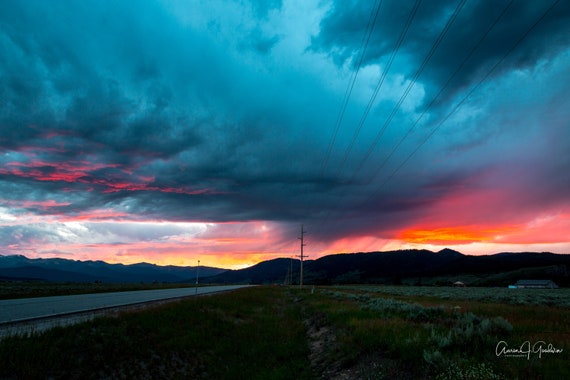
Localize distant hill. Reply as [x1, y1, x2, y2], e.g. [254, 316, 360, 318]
[205, 258, 295, 285]
[0, 255, 227, 283]
[205, 249, 570, 287]
[2, 250, 569, 286]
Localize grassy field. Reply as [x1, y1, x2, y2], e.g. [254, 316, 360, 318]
[311, 286, 570, 379]
[1, 285, 568, 379]
[0, 286, 312, 379]
[0, 281, 199, 300]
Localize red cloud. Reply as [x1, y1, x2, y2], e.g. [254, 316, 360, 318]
[0, 158, 213, 195]
[58, 209, 131, 222]
[3, 199, 72, 210]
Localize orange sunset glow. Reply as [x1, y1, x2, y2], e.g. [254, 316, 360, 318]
[399, 225, 519, 244]
[1, 0, 569, 268]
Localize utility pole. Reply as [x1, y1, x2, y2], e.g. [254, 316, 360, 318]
[297, 224, 307, 288]
[290, 256, 293, 286]
[196, 259, 200, 284]
[195, 259, 200, 295]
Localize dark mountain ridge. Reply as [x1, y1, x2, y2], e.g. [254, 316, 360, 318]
[1, 249, 569, 286]
[0, 255, 227, 283]
[206, 249, 570, 286]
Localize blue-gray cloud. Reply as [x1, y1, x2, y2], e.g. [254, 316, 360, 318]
[1, 0, 569, 249]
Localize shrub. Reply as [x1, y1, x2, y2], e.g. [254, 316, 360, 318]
[435, 361, 504, 380]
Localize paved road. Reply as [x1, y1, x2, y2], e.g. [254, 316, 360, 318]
[0, 285, 250, 325]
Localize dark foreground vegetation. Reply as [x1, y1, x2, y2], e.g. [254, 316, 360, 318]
[306, 286, 570, 379]
[1, 286, 569, 379]
[0, 287, 311, 379]
[3, 250, 569, 287]
[0, 281, 199, 300]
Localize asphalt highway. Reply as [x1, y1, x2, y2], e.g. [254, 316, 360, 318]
[0, 285, 251, 336]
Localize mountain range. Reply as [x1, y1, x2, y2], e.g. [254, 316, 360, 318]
[205, 249, 570, 287]
[1, 249, 569, 286]
[0, 255, 225, 283]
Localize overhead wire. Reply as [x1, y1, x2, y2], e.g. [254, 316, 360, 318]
[360, 0, 562, 209]
[313, 0, 423, 235]
[368, 0, 514, 183]
[334, 0, 422, 177]
[320, 0, 384, 176]
[350, 0, 468, 181]
[316, 0, 559, 241]
[316, 0, 464, 233]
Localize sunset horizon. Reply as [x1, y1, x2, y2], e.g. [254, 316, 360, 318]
[2, 223, 569, 270]
[1, 1, 569, 271]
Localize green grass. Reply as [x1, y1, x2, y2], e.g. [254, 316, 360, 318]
[302, 286, 570, 379]
[344, 284, 570, 307]
[0, 281, 201, 300]
[0, 286, 313, 379]
[1, 285, 568, 379]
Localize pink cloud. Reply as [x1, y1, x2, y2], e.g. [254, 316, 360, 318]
[3, 199, 72, 210]
[1, 156, 214, 195]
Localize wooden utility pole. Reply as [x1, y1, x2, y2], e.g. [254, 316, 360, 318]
[290, 256, 293, 286]
[195, 259, 200, 295]
[297, 224, 307, 288]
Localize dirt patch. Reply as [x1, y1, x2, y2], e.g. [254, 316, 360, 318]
[335, 353, 418, 380]
[304, 310, 345, 379]
[301, 301, 416, 380]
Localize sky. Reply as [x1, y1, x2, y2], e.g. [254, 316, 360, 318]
[1, 0, 569, 269]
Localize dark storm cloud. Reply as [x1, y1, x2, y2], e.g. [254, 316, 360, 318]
[312, 0, 570, 100]
[306, 0, 570, 241]
[1, 0, 569, 257]
[0, 0, 339, 226]
[0, 0, 243, 162]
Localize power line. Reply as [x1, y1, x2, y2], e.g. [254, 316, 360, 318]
[361, 0, 562, 206]
[350, 0, 468, 180]
[316, 0, 460, 232]
[316, 0, 559, 242]
[297, 224, 307, 288]
[335, 0, 422, 177]
[321, 0, 384, 176]
[369, 0, 514, 183]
